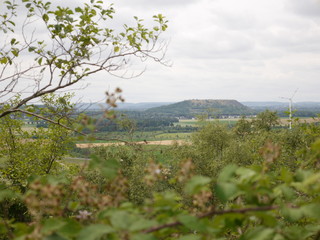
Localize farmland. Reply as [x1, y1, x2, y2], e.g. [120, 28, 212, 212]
[74, 117, 320, 147]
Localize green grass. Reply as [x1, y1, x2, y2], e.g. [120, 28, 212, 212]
[176, 119, 239, 127]
[76, 130, 194, 144]
[86, 130, 192, 143]
[68, 144, 174, 164]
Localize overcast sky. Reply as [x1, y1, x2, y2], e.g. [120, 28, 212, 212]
[92, 0, 320, 103]
[6, 0, 320, 103]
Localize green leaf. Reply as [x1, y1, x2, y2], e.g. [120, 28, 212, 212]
[214, 182, 239, 203]
[281, 186, 295, 200]
[177, 235, 201, 240]
[11, 48, 19, 56]
[217, 164, 238, 182]
[0, 57, 8, 64]
[56, 220, 82, 238]
[28, 46, 36, 52]
[281, 207, 303, 222]
[77, 224, 114, 240]
[294, 169, 312, 182]
[44, 233, 68, 240]
[131, 234, 157, 240]
[109, 210, 136, 230]
[273, 234, 285, 240]
[240, 227, 275, 240]
[283, 225, 316, 240]
[301, 203, 320, 220]
[104, 209, 158, 232]
[236, 167, 257, 182]
[184, 175, 211, 194]
[253, 212, 277, 227]
[114, 46, 120, 52]
[0, 186, 18, 201]
[280, 168, 293, 183]
[153, 191, 181, 210]
[89, 155, 120, 179]
[177, 215, 207, 232]
[10, 38, 16, 45]
[42, 219, 66, 234]
[68, 201, 80, 211]
[129, 218, 157, 232]
[42, 14, 49, 22]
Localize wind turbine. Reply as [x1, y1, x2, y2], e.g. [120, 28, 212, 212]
[281, 89, 298, 130]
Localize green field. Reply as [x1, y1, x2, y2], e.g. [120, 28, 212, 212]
[82, 130, 192, 143]
[154, 132, 192, 140]
[175, 119, 239, 127]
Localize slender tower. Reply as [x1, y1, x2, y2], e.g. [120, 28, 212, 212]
[281, 89, 298, 130]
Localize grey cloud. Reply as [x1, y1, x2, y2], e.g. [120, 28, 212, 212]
[286, 0, 320, 17]
[210, 9, 260, 31]
[171, 28, 259, 61]
[258, 22, 320, 54]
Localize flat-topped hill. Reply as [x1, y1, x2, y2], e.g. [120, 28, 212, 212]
[146, 99, 252, 117]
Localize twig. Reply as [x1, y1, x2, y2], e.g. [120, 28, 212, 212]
[142, 205, 279, 233]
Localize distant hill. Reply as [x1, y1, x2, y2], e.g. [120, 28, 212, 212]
[146, 99, 253, 117]
[77, 101, 319, 117]
[242, 101, 320, 109]
[116, 102, 174, 111]
[76, 102, 173, 111]
[242, 102, 287, 108]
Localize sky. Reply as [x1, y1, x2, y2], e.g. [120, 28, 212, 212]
[3, 0, 320, 103]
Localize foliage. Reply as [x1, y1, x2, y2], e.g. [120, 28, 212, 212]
[190, 122, 232, 176]
[0, 94, 75, 190]
[1, 130, 320, 239]
[92, 113, 178, 133]
[234, 116, 252, 137]
[1, 99, 320, 239]
[253, 110, 280, 132]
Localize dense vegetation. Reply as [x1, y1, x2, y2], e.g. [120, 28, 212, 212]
[90, 111, 179, 133]
[1, 104, 320, 239]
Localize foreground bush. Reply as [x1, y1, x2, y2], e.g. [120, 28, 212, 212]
[1, 138, 320, 239]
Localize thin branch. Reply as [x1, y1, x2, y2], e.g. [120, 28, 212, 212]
[14, 109, 85, 136]
[142, 205, 279, 234]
